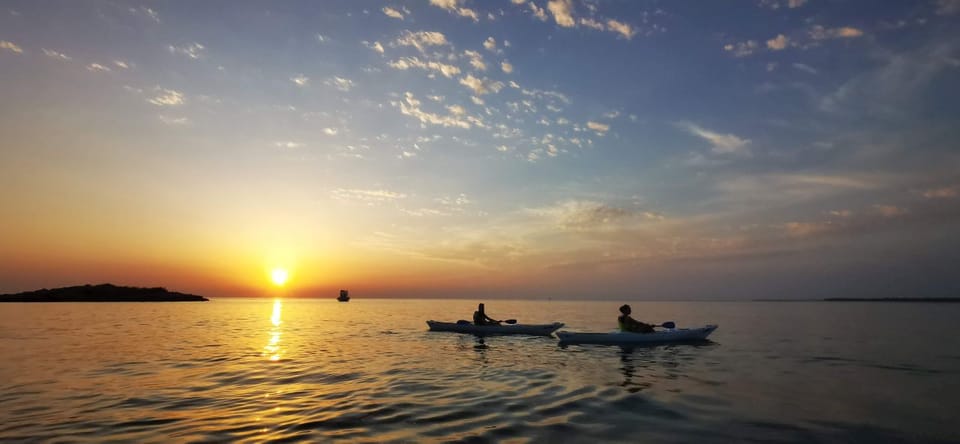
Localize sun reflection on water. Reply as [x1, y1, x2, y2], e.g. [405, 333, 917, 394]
[263, 299, 283, 361]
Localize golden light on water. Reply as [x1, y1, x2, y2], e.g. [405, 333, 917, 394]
[270, 268, 289, 287]
[264, 299, 283, 362]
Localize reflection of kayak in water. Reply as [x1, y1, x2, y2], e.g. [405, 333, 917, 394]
[557, 325, 718, 345]
[427, 320, 564, 336]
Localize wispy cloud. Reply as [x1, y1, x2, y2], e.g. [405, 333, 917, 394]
[529, 2, 548, 21]
[606, 19, 636, 40]
[1, 40, 23, 54]
[809, 25, 864, 40]
[159, 115, 189, 125]
[793, 63, 818, 74]
[323, 127, 338, 136]
[87, 63, 111, 72]
[459, 74, 504, 95]
[483, 37, 497, 52]
[274, 141, 303, 149]
[428, 0, 479, 22]
[382, 6, 406, 20]
[463, 50, 487, 71]
[42, 48, 70, 60]
[766, 34, 789, 50]
[586, 121, 610, 134]
[389, 57, 460, 78]
[873, 204, 908, 217]
[291, 74, 309, 86]
[325, 76, 354, 91]
[723, 40, 758, 57]
[679, 122, 751, 155]
[363, 40, 385, 54]
[501, 60, 514, 73]
[547, 0, 576, 27]
[395, 92, 480, 129]
[113, 60, 130, 69]
[168, 43, 205, 59]
[148, 88, 185, 106]
[129, 6, 160, 23]
[331, 188, 407, 204]
[922, 186, 958, 199]
[393, 30, 450, 53]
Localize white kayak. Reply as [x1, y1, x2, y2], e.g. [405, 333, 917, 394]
[427, 320, 564, 336]
[557, 325, 718, 345]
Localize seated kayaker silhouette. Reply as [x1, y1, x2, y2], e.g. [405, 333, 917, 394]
[618, 304, 655, 333]
[473, 303, 499, 326]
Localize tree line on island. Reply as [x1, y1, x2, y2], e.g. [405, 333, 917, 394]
[0, 283, 208, 302]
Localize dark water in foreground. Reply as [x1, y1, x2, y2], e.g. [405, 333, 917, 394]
[1, 299, 958, 443]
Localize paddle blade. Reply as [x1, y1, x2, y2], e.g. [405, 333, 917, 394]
[661, 321, 676, 329]
[503, 319, 517, 324]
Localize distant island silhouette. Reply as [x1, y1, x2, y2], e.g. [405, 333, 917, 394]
[755, 297, 960, 303]
[0, 283, 209, 302]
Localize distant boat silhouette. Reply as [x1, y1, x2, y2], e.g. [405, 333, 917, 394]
[338, 289, 350, 302]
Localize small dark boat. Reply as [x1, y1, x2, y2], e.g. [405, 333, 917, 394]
[337, 289, 350, 302]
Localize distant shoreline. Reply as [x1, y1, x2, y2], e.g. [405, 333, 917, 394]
[0, 284, 208, 302]
[754, 297, 960, 303]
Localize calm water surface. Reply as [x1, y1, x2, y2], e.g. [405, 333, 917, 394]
[1, 299, 958, 443]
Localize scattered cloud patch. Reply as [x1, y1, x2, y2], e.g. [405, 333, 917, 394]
[810, 25, 864, 40]
[428, 0, 479, 22]
[679, 122, 751, 155]
[158, 115, 189, 125]
[87, 63, 111, 72]
[291, 74, 309, 86]
[388, 57, 461, 78]
[463, 50, 487, 71]
[1, 40, 23, 54]
[586, 121, 610, 134]
[275, 141, 303, 149]
[395, 92, 479, 128]
[382, 6, 405, 20]
[793, 63, 818, 74]
[766, 34, 789, 50]
[129, 6, 160, 23]
[501, 60, 514, 73]
[168, 43, 205, 59]
[42, 48, 70, 60]
[529, 2, 548, 21]
[547, 0, 576, 27]
[363, 40, 385, 54]
[580, 17, 605, 30]
[323, 127, 339, 135]
[325, 76, 355, 91]
[873, 204, 907, 217]
[148, 88, 184, 106]
[331, 188, 407, 204]
[922, 186, 958, 198]
[394, 30, 450, 53]
[459, 74, 504, 95]
[724, 40, 758, 57]
[113, 60, 130, 69]
[483, 37, 497, 52]
[606, 19, 636, 40]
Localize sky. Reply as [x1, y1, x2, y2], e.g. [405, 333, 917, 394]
[1, 0, 959, 299]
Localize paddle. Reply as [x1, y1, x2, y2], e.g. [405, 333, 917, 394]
[659, 321, 676, 329]
[496, 319, 517, 324]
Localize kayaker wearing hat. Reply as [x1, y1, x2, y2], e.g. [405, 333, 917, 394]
[618, 304, 655, 333]
[473, 303, 500, 326]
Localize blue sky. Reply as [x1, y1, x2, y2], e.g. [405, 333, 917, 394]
[1, 0, 959, 299]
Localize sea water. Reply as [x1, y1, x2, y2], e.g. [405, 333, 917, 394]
[1, 299, 958, 442]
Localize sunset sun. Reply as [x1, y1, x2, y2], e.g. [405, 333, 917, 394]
[270, 268, 289, 287]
